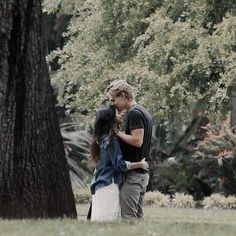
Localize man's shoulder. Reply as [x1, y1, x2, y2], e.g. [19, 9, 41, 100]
[128, 104, 144, 114]
[129, 104, 152, 119]
[127, 106, 142, 120]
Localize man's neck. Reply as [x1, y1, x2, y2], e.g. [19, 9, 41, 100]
[126, 101, 137, 110]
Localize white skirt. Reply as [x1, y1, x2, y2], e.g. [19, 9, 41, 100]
[91, 182, 120, 222]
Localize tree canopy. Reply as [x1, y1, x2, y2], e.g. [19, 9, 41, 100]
[44, 0, 236, 143]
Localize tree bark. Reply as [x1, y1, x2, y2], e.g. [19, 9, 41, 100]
[0, 0, 77, 218]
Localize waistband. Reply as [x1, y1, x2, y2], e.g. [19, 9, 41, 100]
[128, 168, 149, 174]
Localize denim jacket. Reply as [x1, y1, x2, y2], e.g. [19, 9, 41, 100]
[90, 135, 128, 195]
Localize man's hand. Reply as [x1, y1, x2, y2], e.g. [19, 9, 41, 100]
[140, 158, 149, 171]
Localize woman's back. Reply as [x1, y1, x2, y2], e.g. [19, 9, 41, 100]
[90, 135, 127, 195]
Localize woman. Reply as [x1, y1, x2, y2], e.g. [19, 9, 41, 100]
[90, 105, 148, 221]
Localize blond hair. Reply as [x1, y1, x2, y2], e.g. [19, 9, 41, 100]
[106, 80, 136, 100]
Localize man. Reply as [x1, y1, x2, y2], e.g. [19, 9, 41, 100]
[107, 80, 153, 219]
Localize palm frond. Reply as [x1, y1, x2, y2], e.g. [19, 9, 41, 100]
[60, 123, 93, 190]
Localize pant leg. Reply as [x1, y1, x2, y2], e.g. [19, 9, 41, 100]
[120, 172, 149, 219]
[136, 186, 147, 219]
[120, 180, 141, 219]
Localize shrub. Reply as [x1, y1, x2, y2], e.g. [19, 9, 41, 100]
[223, 196, 236, 209]
[151, 120, 236, 198]
[172, 193, 195, 208]
[195, 120, 236, 159]
[74, 189, 91, 204]
[194, 121, 236, 196]
[144, 191, 170, 207]
[202, 193, 226, 209]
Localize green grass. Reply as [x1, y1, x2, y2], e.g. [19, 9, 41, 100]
[1, 205, 236, 236]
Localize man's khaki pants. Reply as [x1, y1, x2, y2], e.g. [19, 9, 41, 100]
[120, 171, 149, 219]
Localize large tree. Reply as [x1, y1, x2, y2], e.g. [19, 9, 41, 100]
[0, 0, 77, 218]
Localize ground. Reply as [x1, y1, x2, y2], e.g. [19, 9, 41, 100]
[0, 204, 236, 236]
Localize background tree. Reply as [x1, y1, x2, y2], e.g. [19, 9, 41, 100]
[45, 0, 236, 140]
[43, 0, 236, 195]
[0, 0, 77, 218]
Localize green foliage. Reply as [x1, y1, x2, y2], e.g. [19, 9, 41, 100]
[203, 0, 236, 32]
[44, 1, 236, 196]
[195, 121, 236, 158]
[95, 0, 163, 62]
[60, 123, 93, 190]
[46, 1, 236, 137]
[194, 121, 236, 196]
[152, 121, 236, 198]
[161, 0, 205, 23]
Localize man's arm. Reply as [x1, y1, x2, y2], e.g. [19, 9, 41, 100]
[116, 128, 144, 147]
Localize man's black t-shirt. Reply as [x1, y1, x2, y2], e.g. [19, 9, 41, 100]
[120, 104, 153, 165]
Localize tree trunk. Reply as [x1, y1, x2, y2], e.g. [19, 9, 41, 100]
[0, 0, 77, 219]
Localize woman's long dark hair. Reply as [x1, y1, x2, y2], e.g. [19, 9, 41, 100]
[90, 105, 116, 163]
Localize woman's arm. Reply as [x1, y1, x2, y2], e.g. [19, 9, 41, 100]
[107, 139, 148, 172]
[127, 158, 148, 171]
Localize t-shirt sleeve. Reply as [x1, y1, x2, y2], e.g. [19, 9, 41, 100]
[128, 109, 144, 131]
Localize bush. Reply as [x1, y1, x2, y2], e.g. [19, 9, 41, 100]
[150, 120, 236, 198]
[74, 189, 91, 204]
[144, 192, 236, 209]
[144, 191, 170, 207]
[202, 194, 226, 209]
[202, 194, 236, 209]
[223, 196, 236, 209]
[172, 193, 195, 208]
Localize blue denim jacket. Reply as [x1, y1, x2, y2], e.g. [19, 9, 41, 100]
[90, 135, 128, 195]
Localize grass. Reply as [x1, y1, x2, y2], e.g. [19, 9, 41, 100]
[1, 205, 236, 236]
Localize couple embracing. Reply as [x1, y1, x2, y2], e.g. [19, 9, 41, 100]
[89, 80, 153, 221]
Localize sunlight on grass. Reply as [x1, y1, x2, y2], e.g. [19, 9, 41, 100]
[1, 205, 236, 236]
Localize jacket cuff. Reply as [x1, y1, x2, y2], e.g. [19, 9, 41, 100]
[125, 161, 131, 170]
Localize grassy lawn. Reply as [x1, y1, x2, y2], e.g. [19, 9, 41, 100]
[0, 205, 236, 236]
